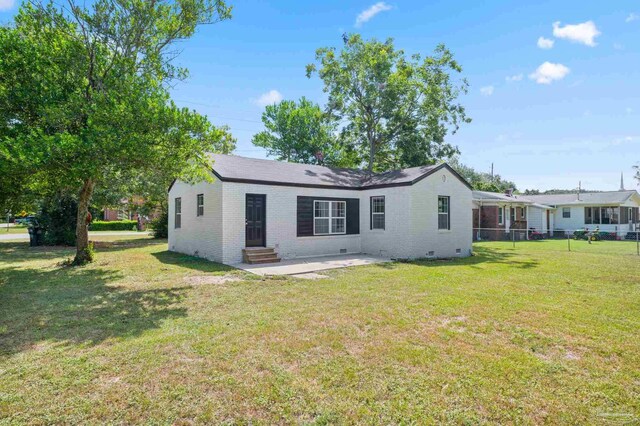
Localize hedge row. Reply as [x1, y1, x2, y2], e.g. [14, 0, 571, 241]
[90, 220, 138, 231]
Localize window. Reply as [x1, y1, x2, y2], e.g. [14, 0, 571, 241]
[370, 196, 385, 230]
[174, 197, 182, 229]
[314, 200, 346, 235]
[520, 207, 526, 219]
[197, 194, 204, 217]
[438, 196, 450, 230]
[498, 207, 504, 225]
[600, 207, 619, 224]
[510, 207, 515, 222]
[562, 207, 571, 218]
[585, 207, 593, 224]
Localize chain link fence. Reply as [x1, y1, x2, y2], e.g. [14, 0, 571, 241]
[472, 226, 640, 256]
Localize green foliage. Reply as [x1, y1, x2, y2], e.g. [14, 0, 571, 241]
[307, 33, 470, 171]
[36, 194, 78, 246]
[0, 0, 234, 263]
[150, 203, 169, 238]
[448, 157, 517, 192]
[89, 220, 137, 231]
[252, 97, 356, 167]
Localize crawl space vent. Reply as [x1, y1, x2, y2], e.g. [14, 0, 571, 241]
[428, 251, 435, 256]
[340, 248, 347, 254]
[456, 248, 462, 254]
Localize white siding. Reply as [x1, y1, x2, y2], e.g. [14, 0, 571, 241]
[408, 168, 473, 258]
[169, 167, 473, 264]
[221, 182, 363, 264]
[528, 206, 544, 232]
[168, 177, 223, 262]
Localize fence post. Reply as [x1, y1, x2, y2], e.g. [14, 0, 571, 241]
[512, 229, 515, 248]
[636, 224, 639, 256]
[567, 233, 571, 252]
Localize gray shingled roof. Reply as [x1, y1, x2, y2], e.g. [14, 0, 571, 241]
[524, 190, 638, 206]
[472, 190, 534, 203]
[207, 154, 465, 189]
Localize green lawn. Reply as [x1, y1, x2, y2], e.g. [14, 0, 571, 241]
[1, 238, 639, 424]
[0, 225, 28, 234]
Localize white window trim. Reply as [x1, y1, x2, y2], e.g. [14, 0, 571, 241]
[174, 197, 182, 229]
[562, 207, 571, 218]
[196, 194, 204, 217]
[313, 200, 346, 235]
[498, 207, 504, 225]
[371, 196, 385, 230]
[438, 196, 450, 231]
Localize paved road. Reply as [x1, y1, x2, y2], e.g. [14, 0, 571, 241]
[0, 231, 150, 241]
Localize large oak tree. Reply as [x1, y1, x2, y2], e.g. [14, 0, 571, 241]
[306, 34, 470, 172]
[0, 0, 234, 264]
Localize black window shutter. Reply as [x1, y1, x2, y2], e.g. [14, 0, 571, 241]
[370, 197, 373, 230]
[296, 197, 314, 237]
[346, 198, 359, 235]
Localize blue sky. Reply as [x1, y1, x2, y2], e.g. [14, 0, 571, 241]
[1, 0, 639, 191]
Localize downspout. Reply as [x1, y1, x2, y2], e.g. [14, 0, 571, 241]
[526, 205, 529, 240]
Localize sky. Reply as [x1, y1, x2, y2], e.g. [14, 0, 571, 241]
[1, 0, 639, 191]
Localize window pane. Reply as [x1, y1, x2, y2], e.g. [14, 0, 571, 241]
[332, 218, 345, 233]
[315, 218, 329, 234]
[372, 197, 384, 213]
[332, 201, 345, 218]
[315, 201, 329, 218]
[372, 214, 385, 229]
[585, 207, 592, 224]
[438, 214, 449, 230]
[438, 197, 448, 213]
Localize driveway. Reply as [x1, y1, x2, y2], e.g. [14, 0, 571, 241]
[235, 254, 391, 276]
[0, 231, 149, 241]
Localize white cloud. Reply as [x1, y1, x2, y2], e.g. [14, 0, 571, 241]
[506, 73, 523, 82]
[480, 86, 494, 96]
[529, 62, 570, 84]
[613, 43, 624, 50]
[537, 37, 554, 49]
[552, 21, 601, 47]
[626, 13, 639, 23]
[253, 90, 283, 107]
[626, 107, 633, 114]
[355, 2, 392, 27]
[0, 0, 15, 10]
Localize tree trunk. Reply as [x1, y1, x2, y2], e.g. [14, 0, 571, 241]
[74, 177, 95, 265]
[368, 137, 375, 172]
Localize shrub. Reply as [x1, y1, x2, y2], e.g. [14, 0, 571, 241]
[37, 194, 78, 246]
[89, 220, 138, 231]
[150, 203, 168, 238]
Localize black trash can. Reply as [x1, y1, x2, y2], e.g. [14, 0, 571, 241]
[28, 226, 44, 247]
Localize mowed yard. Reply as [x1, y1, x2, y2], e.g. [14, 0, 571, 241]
[1, 237, 639, 424]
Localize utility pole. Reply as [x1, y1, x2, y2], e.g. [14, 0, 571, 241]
[491, 163, 494, 179]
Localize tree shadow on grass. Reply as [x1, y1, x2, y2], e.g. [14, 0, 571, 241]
[0, 264, 189, 357]
[151, 250, 236, 274]
[402, 245, 539, 270]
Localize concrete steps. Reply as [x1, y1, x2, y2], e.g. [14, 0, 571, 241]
[242, 247, 281, 264]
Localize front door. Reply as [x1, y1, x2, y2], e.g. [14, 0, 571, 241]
[245, 194, 266, 247]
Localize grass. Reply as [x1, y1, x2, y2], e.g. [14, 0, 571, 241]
[1, 238, 639, 424]
[0, 225, 28, 234]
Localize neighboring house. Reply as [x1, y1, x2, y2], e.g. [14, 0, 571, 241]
[473, 189, 640, 240]
[472, 190, 554, 241]
[525, 191, 640, 237]
[168, 154, 473, 265]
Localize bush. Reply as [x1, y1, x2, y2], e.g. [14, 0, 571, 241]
[150, 204, 168, 238]
[37, 194, 78, 246]
[89, 220, 138, 231]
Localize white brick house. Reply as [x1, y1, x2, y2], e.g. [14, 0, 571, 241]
[168, 154, 473, 264]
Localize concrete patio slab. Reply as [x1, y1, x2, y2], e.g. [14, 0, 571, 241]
[234, 254, 392, 276]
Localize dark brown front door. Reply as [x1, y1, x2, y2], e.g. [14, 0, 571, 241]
[245, 194, 266, 247]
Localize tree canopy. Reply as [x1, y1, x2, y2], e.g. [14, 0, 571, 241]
[252, 97, 355, 167]
[448, 158, 517, 193]
[0, 0, 234, 263]
[306, 33, 470, 171]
